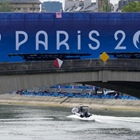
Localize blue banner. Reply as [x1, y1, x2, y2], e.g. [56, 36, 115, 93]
[0, 12, 140, 62]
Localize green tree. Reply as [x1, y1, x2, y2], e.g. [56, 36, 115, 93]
[99, 0, 112, 12]
[0, 0, 13, 12]
[122, 1, 140, 12]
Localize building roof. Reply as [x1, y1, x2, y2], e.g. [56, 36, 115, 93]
[65, 2, 97, 12]
[0, 0, 41, 3]
[81, 3, 97, 12]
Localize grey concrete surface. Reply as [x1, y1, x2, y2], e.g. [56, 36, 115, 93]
[0, 94, 140, 111]
[0, 59, 140, 98]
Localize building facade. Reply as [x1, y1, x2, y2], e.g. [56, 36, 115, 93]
[65, 0, 97, 12]
[0, 0, 41, 12]
[64, 0, 113, 12]
[41, 1, 62, 12]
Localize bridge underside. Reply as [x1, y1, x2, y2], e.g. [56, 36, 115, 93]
[0, 72, 140, 99]
[0, 59, 140, 99]
[79, 81, 140, 98]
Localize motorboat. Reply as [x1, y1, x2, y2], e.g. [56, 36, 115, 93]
[67, 105, 95, 121]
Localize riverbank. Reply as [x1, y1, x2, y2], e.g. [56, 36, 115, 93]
[0, 93, 140, 112]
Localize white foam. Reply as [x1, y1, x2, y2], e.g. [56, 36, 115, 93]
[92, 114, 140, 123]
[67, 114, 95, 121]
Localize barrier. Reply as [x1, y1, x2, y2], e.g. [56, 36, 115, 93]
[20, 90, 139, 100]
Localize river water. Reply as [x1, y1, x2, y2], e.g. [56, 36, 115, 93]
[0, 105, 140, 140]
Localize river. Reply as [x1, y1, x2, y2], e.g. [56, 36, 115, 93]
[0, 105, 140, 140]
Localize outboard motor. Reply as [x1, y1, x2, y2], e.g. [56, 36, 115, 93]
[71, 107, 78, 114]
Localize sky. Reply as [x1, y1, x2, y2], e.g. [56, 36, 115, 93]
[40, 0, 119, 6]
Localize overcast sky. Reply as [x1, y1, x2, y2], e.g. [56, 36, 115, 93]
[40, 0, 119, 6]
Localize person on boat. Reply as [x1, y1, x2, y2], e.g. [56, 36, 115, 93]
[72, 105, 91, 118]
[78, 106, 84, 113]
[78, 106, 90, 118]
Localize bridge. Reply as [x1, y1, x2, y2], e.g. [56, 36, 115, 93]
[0, 59, 140, 98]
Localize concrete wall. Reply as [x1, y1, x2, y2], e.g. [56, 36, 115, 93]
[0, 94, 140, 111]
[0, 59, 140, 97]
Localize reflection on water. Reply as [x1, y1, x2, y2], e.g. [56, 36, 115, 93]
[0, 105, 140, 140]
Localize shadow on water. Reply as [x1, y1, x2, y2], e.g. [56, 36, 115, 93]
[0, 105, 21, 119]
[90, 108, 140, 117]
[0, 105, 71, 121]
[0, 104, 140, 119]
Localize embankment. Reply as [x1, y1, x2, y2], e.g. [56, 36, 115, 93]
[0, 94, 140, 111]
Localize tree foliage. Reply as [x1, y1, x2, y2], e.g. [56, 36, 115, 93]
[99, 0, 112, 12]
[0, 0, 13, 12]
[122, 1, 140, 12]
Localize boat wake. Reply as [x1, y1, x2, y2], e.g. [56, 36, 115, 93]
[67, 114, 140, 123]
[92, 114, 140, 123]
[67, 114, 95, 121]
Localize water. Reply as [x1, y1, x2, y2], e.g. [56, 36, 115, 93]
[0, 105, 140, 140]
